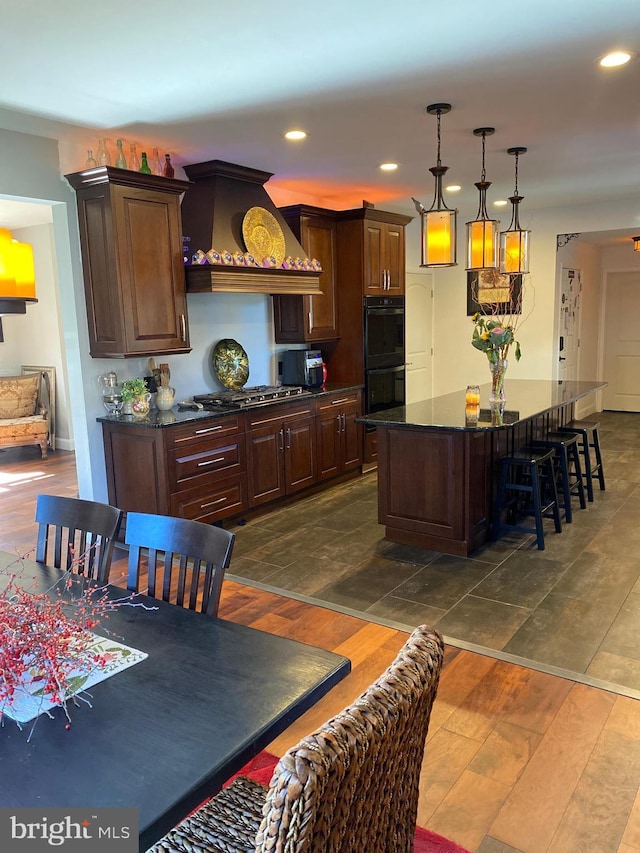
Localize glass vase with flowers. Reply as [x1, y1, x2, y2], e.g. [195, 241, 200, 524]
[471, 315, 523, 407]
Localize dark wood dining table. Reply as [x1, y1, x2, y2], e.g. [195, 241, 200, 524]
[0, 552, 351, 851]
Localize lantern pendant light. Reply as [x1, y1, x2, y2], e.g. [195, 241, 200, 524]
[633, 236, 640, 252]
[412, 103, 457, 267]
[466, 127, 499, 271]
[500, 147, 531, 274]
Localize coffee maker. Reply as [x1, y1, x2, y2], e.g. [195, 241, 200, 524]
[282, 350, 324, 388]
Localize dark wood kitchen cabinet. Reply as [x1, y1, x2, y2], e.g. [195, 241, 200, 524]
[315, 389, 363, 480]
[66, 167, 192, 358]
[273, 206, 339, 343]
[101, 414, 247, 527]
[245, 399, 316, 508]
[337, 207, 411, 297]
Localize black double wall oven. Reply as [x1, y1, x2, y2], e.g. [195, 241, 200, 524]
[363, 295, 405, 416]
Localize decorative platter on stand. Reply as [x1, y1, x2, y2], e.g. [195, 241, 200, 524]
[242, 207, 286, 266]
[211, 339, 250, 390]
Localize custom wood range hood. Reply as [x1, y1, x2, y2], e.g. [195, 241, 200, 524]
[181, 160, 321, 296]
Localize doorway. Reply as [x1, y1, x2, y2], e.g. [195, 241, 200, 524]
[405, 271, 433, 403]
[602, 270, 640, 411]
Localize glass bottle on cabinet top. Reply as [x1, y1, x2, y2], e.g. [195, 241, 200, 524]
[129, 143, 140, 172]
[152, 147, 163, 176]
[96, 139, 111, 166]
[85, 150, 97, 168]
[139, 152, 152, 174]
[115, 138, 127, 169]
[163, 153, 175, 178]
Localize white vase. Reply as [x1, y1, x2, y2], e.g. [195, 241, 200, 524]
[155, 386, 176, 411]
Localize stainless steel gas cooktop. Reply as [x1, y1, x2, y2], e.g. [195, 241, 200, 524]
[193, 385, 310, 410]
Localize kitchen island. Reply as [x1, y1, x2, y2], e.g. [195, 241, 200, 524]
[358, 380, 606, 556]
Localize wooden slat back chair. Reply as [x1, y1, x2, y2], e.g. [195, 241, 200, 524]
[149, 625, 445, 853]
[35, 494, 123, 585]
[125, 512, 235, 617]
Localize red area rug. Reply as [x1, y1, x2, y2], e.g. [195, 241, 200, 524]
[228, 751, 471, 853]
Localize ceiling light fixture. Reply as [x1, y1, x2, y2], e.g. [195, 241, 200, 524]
[599, 50, 633, 68]
[446, 185, 461, 193]
[380, 162, 398, 171]
[493, 200, 508, 207]
[284, 130, 307, 140]
[466, 127, 499, 271]
[500, 147, 531, 274]
[633, 235, 640, 252]
[0, 227, 37, 343]
[412, 103, 458, 268]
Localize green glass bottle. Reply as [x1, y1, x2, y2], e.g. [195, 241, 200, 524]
[139, 151, 152, 174]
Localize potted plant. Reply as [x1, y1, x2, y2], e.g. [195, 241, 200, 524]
[120, 378, 151, 417]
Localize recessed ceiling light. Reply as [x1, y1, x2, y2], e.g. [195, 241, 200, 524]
[598, 50, 634, 68]
[379, 163, 398, 171]
[493, 199, 508, 207]
[445, 184, 461, 193]
[284, 130, 307, 140]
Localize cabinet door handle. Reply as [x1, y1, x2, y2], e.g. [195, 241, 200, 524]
[200, 496, 227, 509]
[336, 414, 341, 433]
[279, 427, 284, 452]
[286, 427, 291, 450]
[341, 413, 346, 432]
[180, 314, 187, 341]
[308, 311, 312, 332]
[197, 456, 225, 467]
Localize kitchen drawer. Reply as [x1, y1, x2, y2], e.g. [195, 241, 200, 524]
[315, 390, 361, 415]
[244, 400, 315, 431]
[170, 474, 248, 524]
[166, 414, 242, 449]
[168, 434, 246, 490]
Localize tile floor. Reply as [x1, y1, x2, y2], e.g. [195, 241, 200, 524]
[228, 411, 640, 698]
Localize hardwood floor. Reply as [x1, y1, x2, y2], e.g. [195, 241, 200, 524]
[1, 445, 640, 852]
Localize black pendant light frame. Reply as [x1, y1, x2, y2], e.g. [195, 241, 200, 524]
[466, 127, 500, 271]
[412, 102, 458, 268]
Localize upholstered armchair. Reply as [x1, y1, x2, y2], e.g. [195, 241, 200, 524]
[0, 372, 50, 458]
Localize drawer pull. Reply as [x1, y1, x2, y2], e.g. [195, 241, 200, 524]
[200, 497, 227, 509]
[174, 425, 224, 442]
[330, 398, 349, 405]
[197, 456, 225, 467]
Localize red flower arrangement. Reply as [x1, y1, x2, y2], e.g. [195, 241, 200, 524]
[0, 553, 151, 738]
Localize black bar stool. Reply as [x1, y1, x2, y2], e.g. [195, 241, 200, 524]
[493, 447, 562, 550]
[558, 420, 606, 502]
[531, 431, 586, 523]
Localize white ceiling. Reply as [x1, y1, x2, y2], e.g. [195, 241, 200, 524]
[1, 0, 639, 242]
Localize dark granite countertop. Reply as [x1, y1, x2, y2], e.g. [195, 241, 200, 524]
[357, 379, 606, 432]
[97, 382, 363, 429]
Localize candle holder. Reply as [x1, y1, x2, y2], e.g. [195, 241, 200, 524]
[465, 384, 480, 405]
